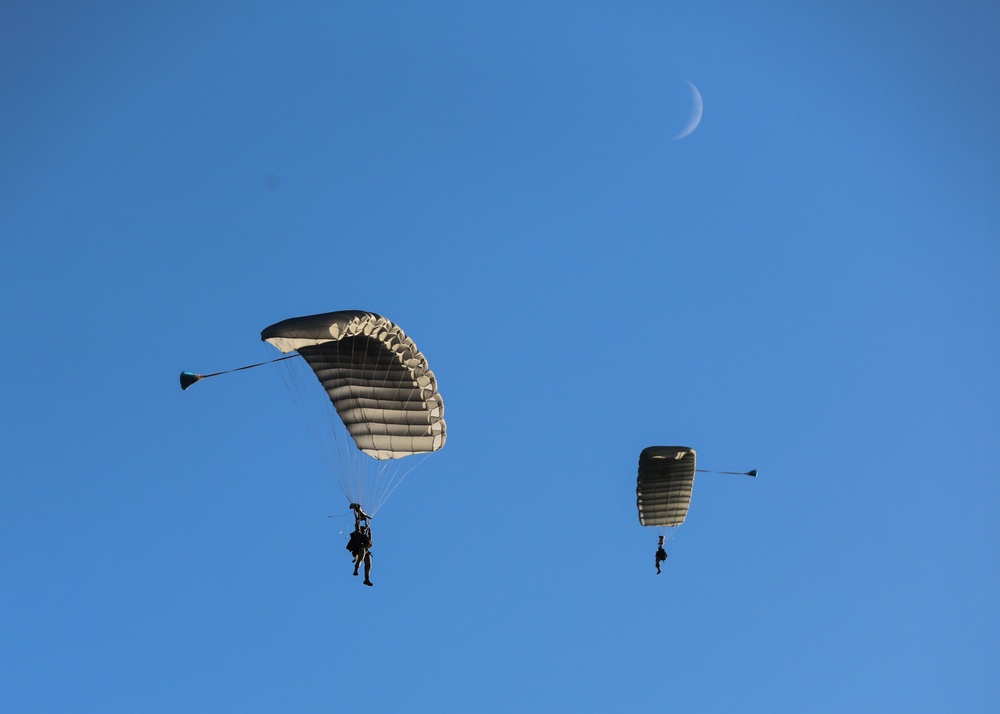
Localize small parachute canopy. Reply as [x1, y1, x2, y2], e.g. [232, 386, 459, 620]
[636, 446, 696, 527]
[261, 310, 446, 461]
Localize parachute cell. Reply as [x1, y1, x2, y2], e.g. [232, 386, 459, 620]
[636, 446, 696, 527]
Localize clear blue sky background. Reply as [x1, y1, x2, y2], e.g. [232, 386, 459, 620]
[3, 2, 997, 712]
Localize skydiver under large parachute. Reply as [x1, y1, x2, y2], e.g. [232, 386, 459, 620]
[636, 446, 756, 574]
[181, 310, 447, 587]
[346, 503, 374, 585]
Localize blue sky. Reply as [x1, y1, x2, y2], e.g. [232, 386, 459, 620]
[2, 2, 998, 711]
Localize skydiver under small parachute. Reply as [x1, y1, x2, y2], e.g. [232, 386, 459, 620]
[636, 446, 756, 574]
[181, 310, 447, 588]
[655, 536, 668, 574]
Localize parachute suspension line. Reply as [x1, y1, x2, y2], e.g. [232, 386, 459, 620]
[367, 455, 388, 515]
[374, 320, 401, 510]
[341, 331, 358, 507]
[385, 320, 422, 512]
[344, 327, 385, 511]
[329, 360, 358, 506]
[658, 525, 678, 543]
[179, 354, 298, 390]
[370, 453, 429, 517]
[272, 349, 356, 504]
[350, 331, 371, 508]
[370, 460, 393, 517]
[272, 352, 339, 482]
[361, 321, 400, 514]
[343, 318, 428, 518]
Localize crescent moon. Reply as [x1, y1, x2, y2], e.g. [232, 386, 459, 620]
[672, 80, 703, 140]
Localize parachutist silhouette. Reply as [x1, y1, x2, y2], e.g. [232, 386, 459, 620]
[346, 522, 373, 586]
[655, 535, 668, 574]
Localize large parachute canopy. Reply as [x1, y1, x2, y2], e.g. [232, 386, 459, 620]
[636, 446, 696, 528]
[261, 310, 446, 513]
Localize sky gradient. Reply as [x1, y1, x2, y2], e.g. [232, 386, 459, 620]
[2, 2, 998, 711]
